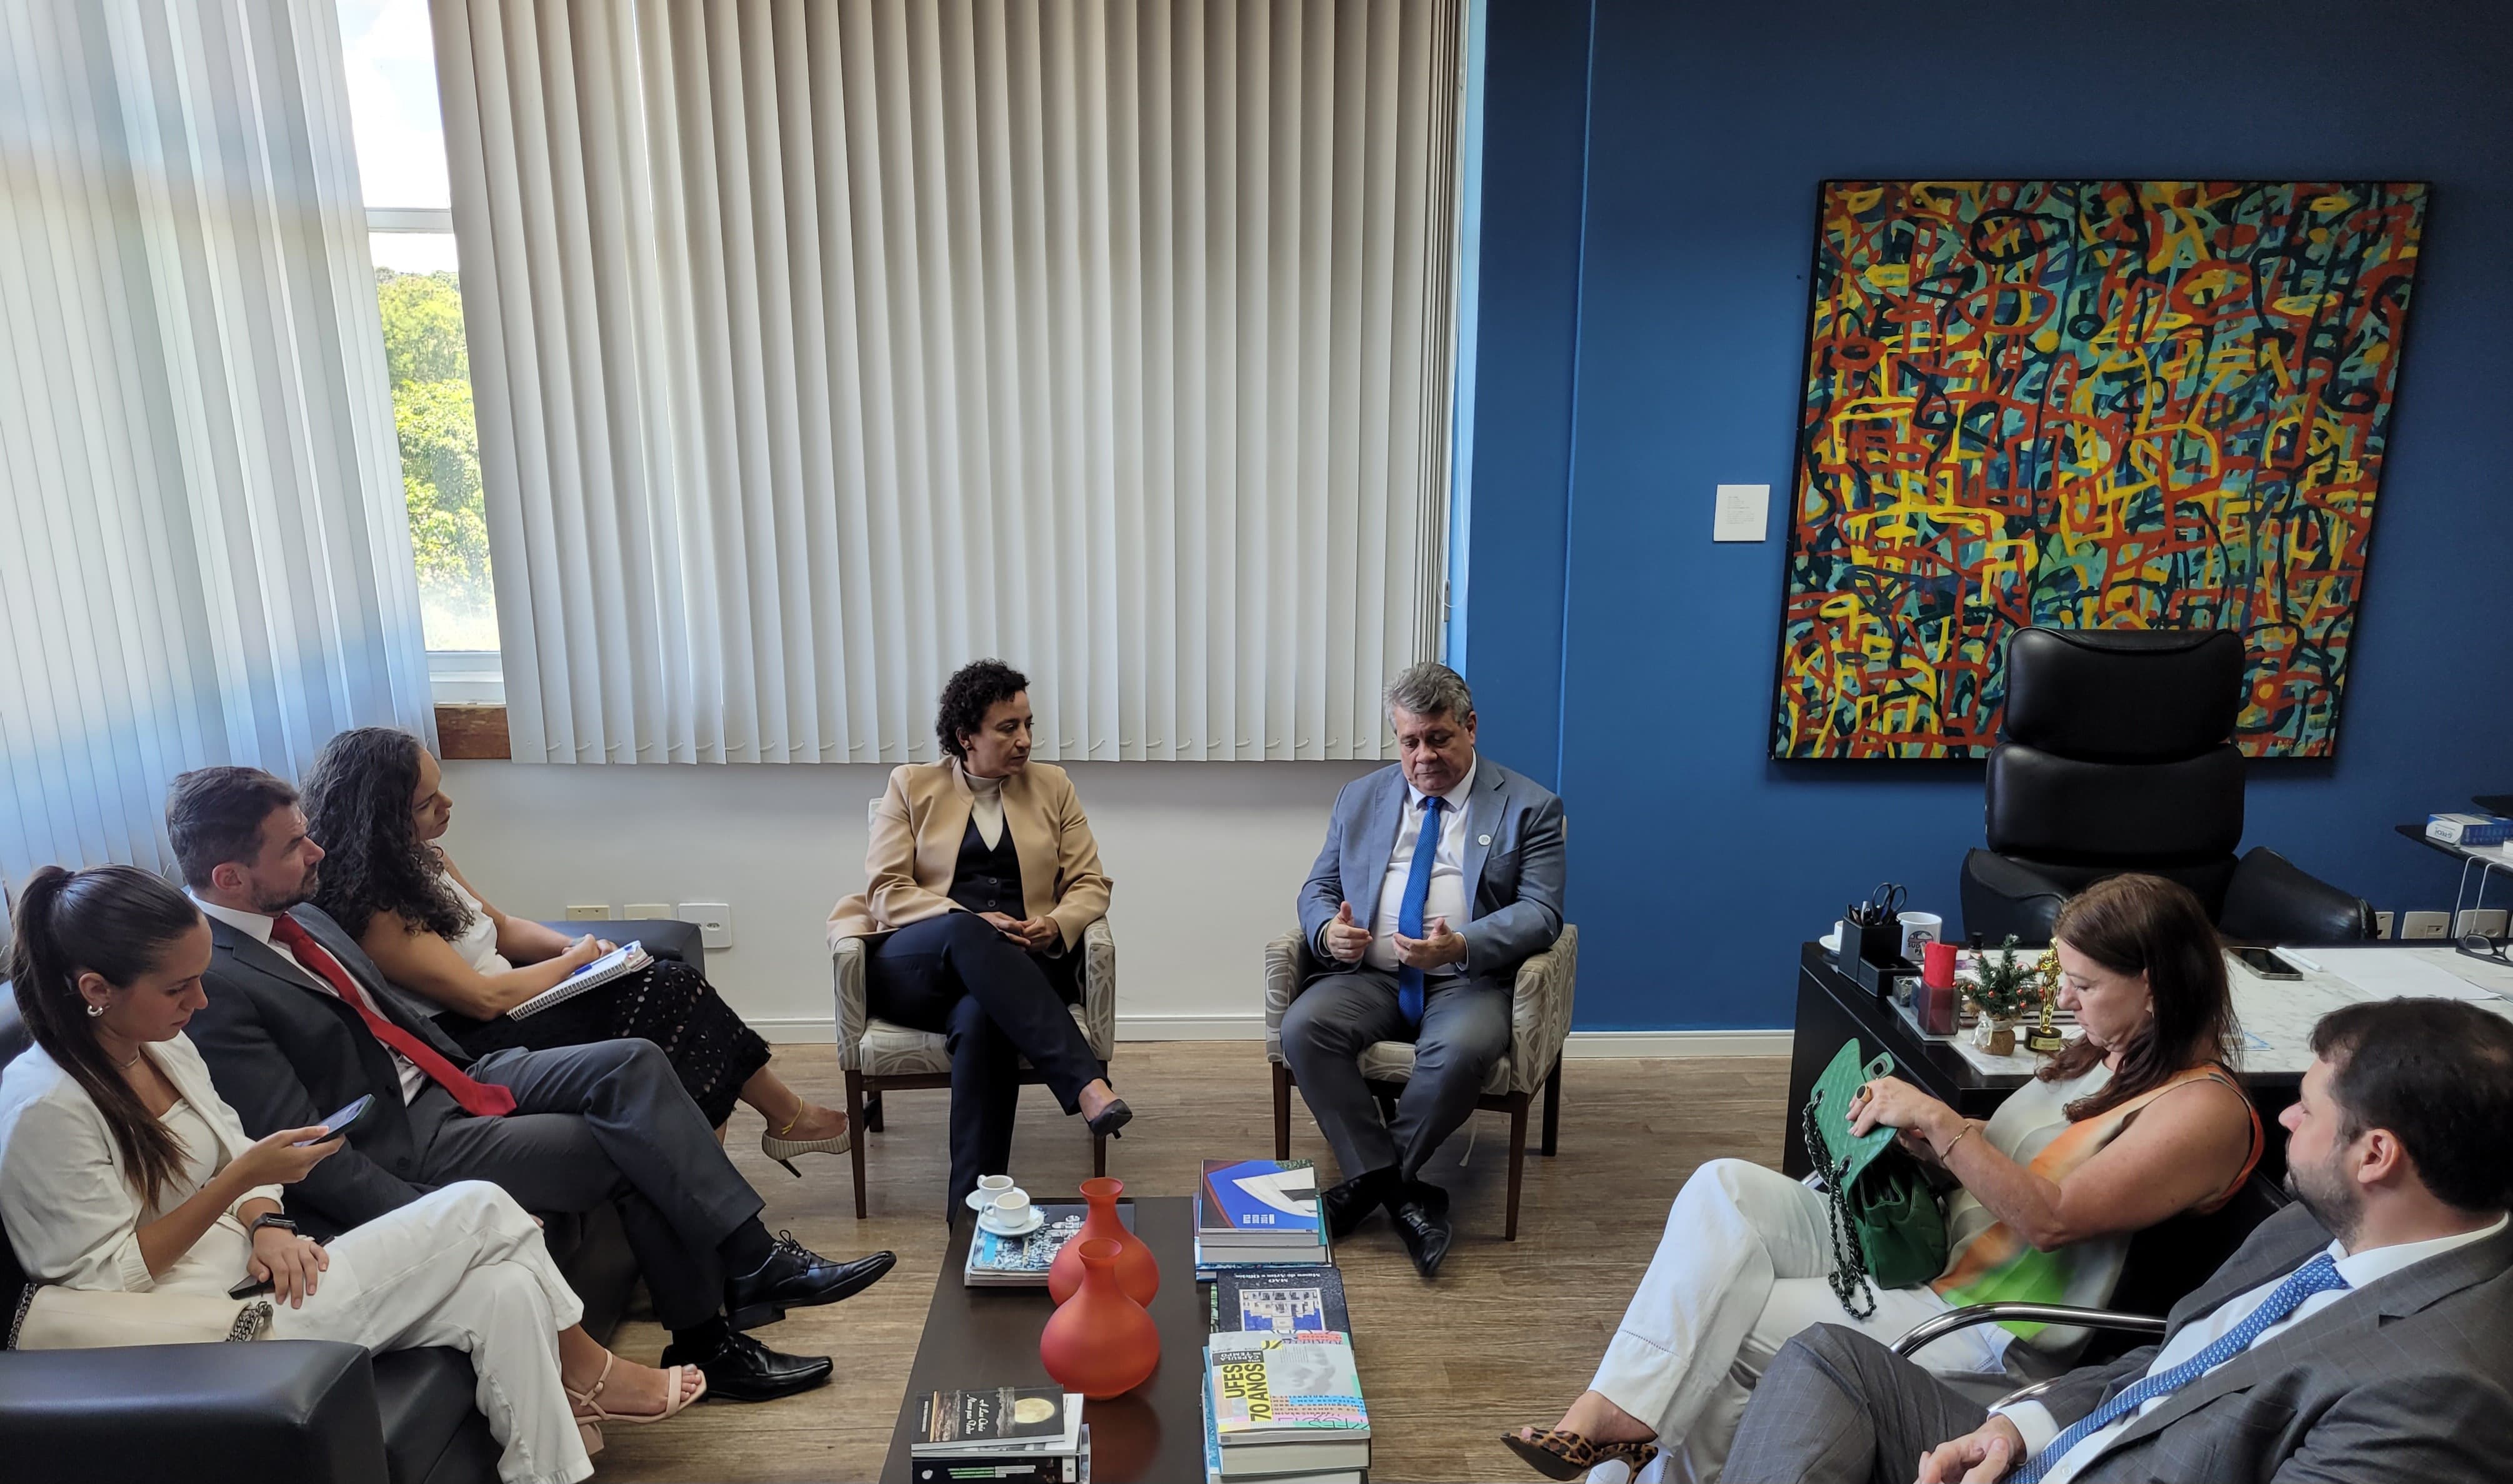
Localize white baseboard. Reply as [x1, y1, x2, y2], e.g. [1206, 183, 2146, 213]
[1562, 1029, 1793, 1058]
[756, 1013, 1791, 1057]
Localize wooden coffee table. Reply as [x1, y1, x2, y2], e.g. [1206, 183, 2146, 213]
[881, 1196, 1208, 1484]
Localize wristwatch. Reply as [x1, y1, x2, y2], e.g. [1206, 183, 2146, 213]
[247, 1213, 298, 1238]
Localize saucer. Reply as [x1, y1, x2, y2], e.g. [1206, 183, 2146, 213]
[964, 1188, 1002, 1212]
[979, 1207, 1044, 1238]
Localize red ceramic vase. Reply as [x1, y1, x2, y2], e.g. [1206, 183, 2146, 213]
[1047, 1177, 1159, 1305]
[1038, 1237, 1160, 1400]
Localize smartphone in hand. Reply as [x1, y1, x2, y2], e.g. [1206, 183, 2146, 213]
[227, 1274, 276, 1300]
[294, 1093, 376, 1146]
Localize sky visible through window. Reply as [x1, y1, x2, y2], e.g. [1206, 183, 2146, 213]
[339, 0, 491, 649]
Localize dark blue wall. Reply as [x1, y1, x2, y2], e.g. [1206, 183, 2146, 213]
[1460, 0, 2513, 1029]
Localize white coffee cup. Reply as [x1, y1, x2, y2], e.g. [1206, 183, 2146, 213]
[976, 1175, 1015, 1200]
[983, 1189, 1032, 1228]
[1899, 912, 1944, 960]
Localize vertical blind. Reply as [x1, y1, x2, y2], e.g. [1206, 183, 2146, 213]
[0, 0, 434, 902]
[432, 0, 1464, 764]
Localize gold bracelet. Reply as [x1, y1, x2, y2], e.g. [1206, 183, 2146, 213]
[1937, 1121, 1977, 1160]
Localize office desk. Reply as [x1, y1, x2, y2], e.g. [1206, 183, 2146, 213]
[1782, 942, 2323, 1183]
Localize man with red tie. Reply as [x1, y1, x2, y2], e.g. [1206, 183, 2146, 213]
[172, 767, 881, 1404]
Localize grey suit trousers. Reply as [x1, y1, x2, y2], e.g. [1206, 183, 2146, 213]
[1278, 966, 1511, 1183]
[1722, 1323, 1991, 1484]
[410, 1038, 765, 1330]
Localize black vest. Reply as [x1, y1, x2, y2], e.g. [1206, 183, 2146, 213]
[946, 815, 1024, 917]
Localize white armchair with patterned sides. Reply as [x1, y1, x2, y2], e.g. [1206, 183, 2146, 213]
[1263, 924, 1576, 1240]
[830, 917, 1117, 1218]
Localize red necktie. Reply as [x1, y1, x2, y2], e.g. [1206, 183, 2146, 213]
[268, 914, 516, 1117]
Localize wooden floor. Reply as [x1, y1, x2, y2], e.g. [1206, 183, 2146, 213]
[596, 1042, 1788, 1483]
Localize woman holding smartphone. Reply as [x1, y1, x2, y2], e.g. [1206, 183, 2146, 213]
[0, 865, 703, 1483]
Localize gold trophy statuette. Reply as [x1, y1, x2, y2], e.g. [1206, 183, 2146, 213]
[2024, 948, 2068, 1057]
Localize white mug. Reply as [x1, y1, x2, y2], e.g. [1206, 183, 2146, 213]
[983, 1189, 1032, 1228]
[1899, 912, 1944, 960]
[976, 1174, 1015, 1200]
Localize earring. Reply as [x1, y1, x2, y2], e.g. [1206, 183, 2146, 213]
[86, 1003, 104, 1018]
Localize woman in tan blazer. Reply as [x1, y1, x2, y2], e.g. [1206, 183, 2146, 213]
[827, 660, 1127, 1212]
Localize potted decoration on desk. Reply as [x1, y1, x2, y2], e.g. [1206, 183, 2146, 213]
[1965, 936, 2034, 1056]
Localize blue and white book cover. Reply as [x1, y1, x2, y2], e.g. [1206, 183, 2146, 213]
[1197, 1158, 1320, 1236]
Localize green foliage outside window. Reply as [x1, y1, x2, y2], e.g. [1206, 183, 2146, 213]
[377, 267, 495, 649]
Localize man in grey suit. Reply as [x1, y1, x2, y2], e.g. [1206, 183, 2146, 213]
[1283, 662, 1566, 1278]
[1724, 998, 2513, 1484]
[171, 767, 893, 1403]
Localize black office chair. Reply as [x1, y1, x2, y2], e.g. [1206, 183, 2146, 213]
[1894, 1172, 2291, 1404]
[1959, 628, 2372, 945]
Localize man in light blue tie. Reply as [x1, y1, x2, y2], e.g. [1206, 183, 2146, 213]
[1721, 998, 2513, 1483]
[1282, 663, 1567, 1278]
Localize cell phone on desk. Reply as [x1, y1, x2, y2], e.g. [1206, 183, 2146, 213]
[294, 1093, 375, 1145]
[2233, 946, 2302, 980]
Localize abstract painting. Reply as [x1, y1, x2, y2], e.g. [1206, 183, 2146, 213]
[1770, 180, 2427, 759]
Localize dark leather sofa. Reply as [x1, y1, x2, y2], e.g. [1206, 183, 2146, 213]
[1961, 628, 2374, 945]
[0, 917, 698, 1484]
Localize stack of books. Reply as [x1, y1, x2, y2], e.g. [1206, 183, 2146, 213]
[1200, 1331, 1369, 1483]
[908, 1387, 1089, 1483]
[1195, 1158, 1329, 1278]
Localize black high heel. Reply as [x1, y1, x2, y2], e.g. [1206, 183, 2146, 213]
[1084, 1097, 1132, 1140]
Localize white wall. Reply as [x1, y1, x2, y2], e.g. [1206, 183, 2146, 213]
[439, 759, 1378, 1039]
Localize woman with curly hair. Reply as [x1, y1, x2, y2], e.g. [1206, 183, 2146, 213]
[299, 729, 851, 1172]
[827, 659, 1127, 1213]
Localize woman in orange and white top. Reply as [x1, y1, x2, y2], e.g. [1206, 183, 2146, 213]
[1504, 874, 2261, 1483]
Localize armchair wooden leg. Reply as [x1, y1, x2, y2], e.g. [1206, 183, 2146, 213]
[863, 1090, 885, 1134]
[1272, 1062, 1292, 1161]
[1505, 1093, 1529, 1242]
[844, 1070, 869, 1220]
[1542, 1056, 1562, 1157]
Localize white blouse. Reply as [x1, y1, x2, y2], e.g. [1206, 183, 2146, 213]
[0, 1034, 281, 1294]
[441, 867, 512, 974]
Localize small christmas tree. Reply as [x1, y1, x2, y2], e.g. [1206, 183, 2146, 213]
[1967, 935, 2036, 1023]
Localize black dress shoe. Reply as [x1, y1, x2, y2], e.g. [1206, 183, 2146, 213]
[1389, 1182, 1452, 1279]
[1320, 1168, 1397, 1241]
[659, 1328, 834, 1403]
[724, 1231, 897, 1330]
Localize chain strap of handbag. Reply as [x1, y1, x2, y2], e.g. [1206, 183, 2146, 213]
[1802, 1093, 1886, 1319]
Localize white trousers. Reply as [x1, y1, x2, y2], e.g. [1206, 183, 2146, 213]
[266, 1181, 592, 1484]
[1588, 1159, 2015, 1484]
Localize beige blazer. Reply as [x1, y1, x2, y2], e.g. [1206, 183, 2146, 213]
[827, 759, 1111, 951]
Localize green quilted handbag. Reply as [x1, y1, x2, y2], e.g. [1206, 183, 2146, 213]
[1801, 1038, 1951, 1318]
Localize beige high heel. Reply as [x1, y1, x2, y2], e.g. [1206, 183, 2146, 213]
[760, 1108, 852, 1178]
[567, 1353, 706, 1425]
[577, 1422, 604, 1458]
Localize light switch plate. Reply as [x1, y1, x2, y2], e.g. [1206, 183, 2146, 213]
[1713, 483, 1771, 542]
[563, 904, 614, 920]
[2457, 908, 2509, 939]
[624, 902, 672, 922]
[679, 902, 734, 950]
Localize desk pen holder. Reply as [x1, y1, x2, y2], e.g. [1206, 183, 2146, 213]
[1839, 915, 1904, 980]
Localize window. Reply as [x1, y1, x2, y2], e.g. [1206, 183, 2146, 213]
[338, 0, 499, 679]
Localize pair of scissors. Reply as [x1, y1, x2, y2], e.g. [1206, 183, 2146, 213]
[1847, 882, 1907, 927]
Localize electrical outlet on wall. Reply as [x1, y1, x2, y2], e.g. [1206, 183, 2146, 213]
[564, 904, 614, 921]
[2374, 910, 2396, 940]
[624, 902, 672, 921]
[678, 902, 733, 950]
[2401, 910, 2451, 940]
[2457, 909, 2511, 939]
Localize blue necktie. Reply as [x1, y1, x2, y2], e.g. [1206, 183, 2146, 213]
[2011, 1253, 2349, 1484]
[1394, 795, 1446, 1030]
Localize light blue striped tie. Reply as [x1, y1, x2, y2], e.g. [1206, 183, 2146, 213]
[2012, 1253, 2347, 1483]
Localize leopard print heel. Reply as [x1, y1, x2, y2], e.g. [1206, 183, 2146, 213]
[1502, 1427, 1661, 1481]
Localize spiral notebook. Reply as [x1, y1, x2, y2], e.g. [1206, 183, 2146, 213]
[507, 942, 650, 1020]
